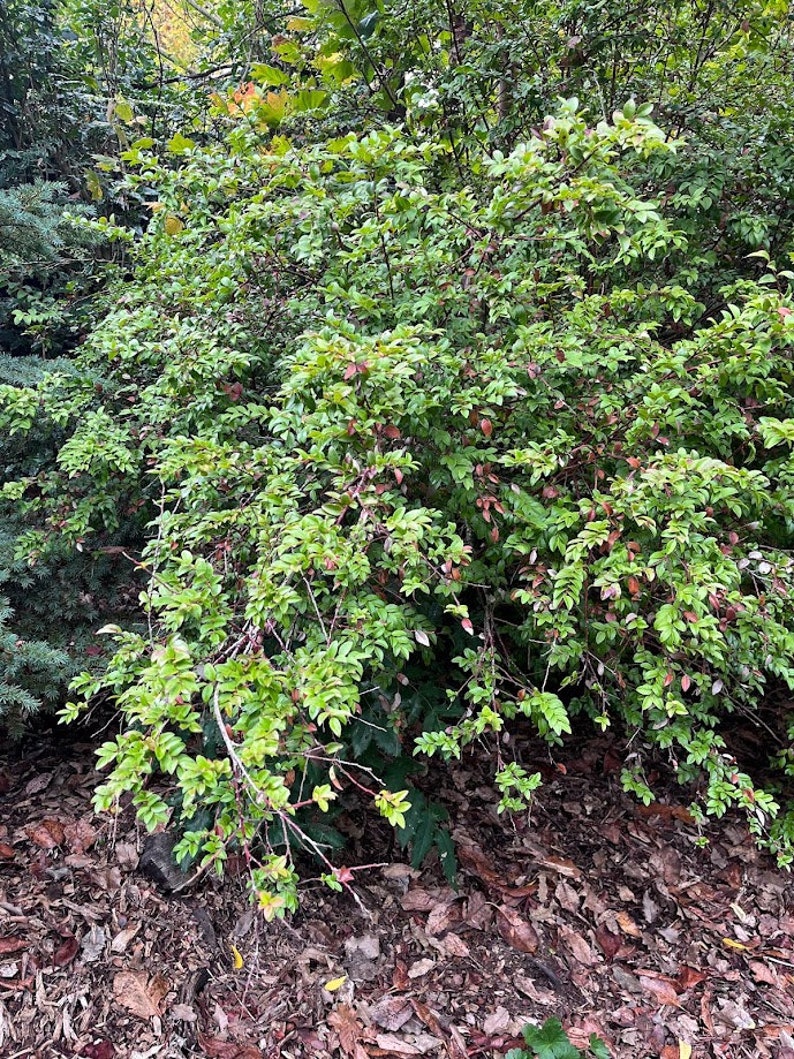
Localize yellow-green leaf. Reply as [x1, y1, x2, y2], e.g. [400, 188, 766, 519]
[250, 63, 289, 86]
[167, 132, 195, 155]
[164, 215, 185, 236]
[722, 937, 749, 951]
[114, 98, 134, 123]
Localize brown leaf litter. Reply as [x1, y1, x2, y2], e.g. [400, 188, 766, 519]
[0, 734, 793, 1058]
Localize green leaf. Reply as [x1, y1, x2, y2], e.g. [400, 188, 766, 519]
[113, 98, 134, 123]
[358, 11, 380, 38]
[250, 63, 289, 86]
[294, 89, 328, 112]
[589, 1035, 611, 1059]
[167, 132, 195, 155]
[521, 1019, 583, 1059]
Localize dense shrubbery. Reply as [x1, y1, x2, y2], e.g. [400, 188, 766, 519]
[0, 0, 220, 722]
[2, 0, 794, 909]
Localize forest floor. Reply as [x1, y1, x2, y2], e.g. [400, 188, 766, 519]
[1, 730, 793, 1059]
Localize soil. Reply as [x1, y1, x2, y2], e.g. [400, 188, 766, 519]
[1, 731, 792, 1059]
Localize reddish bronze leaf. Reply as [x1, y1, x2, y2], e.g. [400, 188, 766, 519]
[595, 925, 621, 960]
[83, 1042, 116, 1059]
[0, 937, 27, 955]
[328, 1003, 365, 1057]
[677, 965, 706, 991]
[198, 1037, 262, 1058]
[53, 936, 79, 967]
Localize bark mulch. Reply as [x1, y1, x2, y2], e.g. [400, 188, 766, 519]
[1, 735, 792, 1059]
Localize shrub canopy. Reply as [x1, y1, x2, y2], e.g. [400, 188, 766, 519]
[2, 0, 794, 912]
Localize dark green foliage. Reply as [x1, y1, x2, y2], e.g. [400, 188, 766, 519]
[0, 182, 100, 356]
[0, 352, 141, 736]
[0, 588, 71, 737]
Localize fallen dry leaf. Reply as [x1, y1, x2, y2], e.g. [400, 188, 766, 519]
[483, 1006, 512, 1035]
[92, 865, 122, 892]
[749, 959, 780, 986]
[83, 1042, 115, 1059]
[677, 965, 706, 991]
[555, 880, 580, 913]
[23, 772, 53, 796]
[700, 985, 715, 1036]
[426, 899, 460, 936]
[375, 1032, 442, 1055]
[714, 997, 756, 1030]
[392, 959, 410, 991]
[536, 854, 581, 879]
[0, 843, 14, 860]
[0, 938, 26, 955]
[26, 819, 65, 850]
[567, 1019, 610, 1050]
[111, 922, 141, 954]
[561, 928, 597, 968]
[53, 935, 79, 967]
[64, 853, 93, 869]
[0, 974, 34, 992]
[594, 925, 621, 960]
[401, 888, 440, 912]
[198, 1037, 262, 1058]
[497, 906, 539, 954]
[457, 842, 505, 889]
[329, 1003, 366, 1057]
[171, 1003, 198, 1022]
[463, 890, 493, 931]
[345, 934, 380, 960]
[457, 841, 535, 898]
[635, 802, 695, 825]
[436, 932, 470, 958]
[369, 995, 413, 1031]
[63, 818, 97, 854]
[650, 847, 682, 887]
[642, 890, 660, 924]
[407, 958, 435, 979]
[381, 863, 416, 881]
[615, 910, 642, 938]
[639, 974, 680, 1006]
[81, 925, 107, 962]
[114, 841, 139, 869]
[113, 970, 169, 1020]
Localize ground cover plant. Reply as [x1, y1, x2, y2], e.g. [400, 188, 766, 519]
[1, 0, 794, 917]
[506, 1018, 610, 1059]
